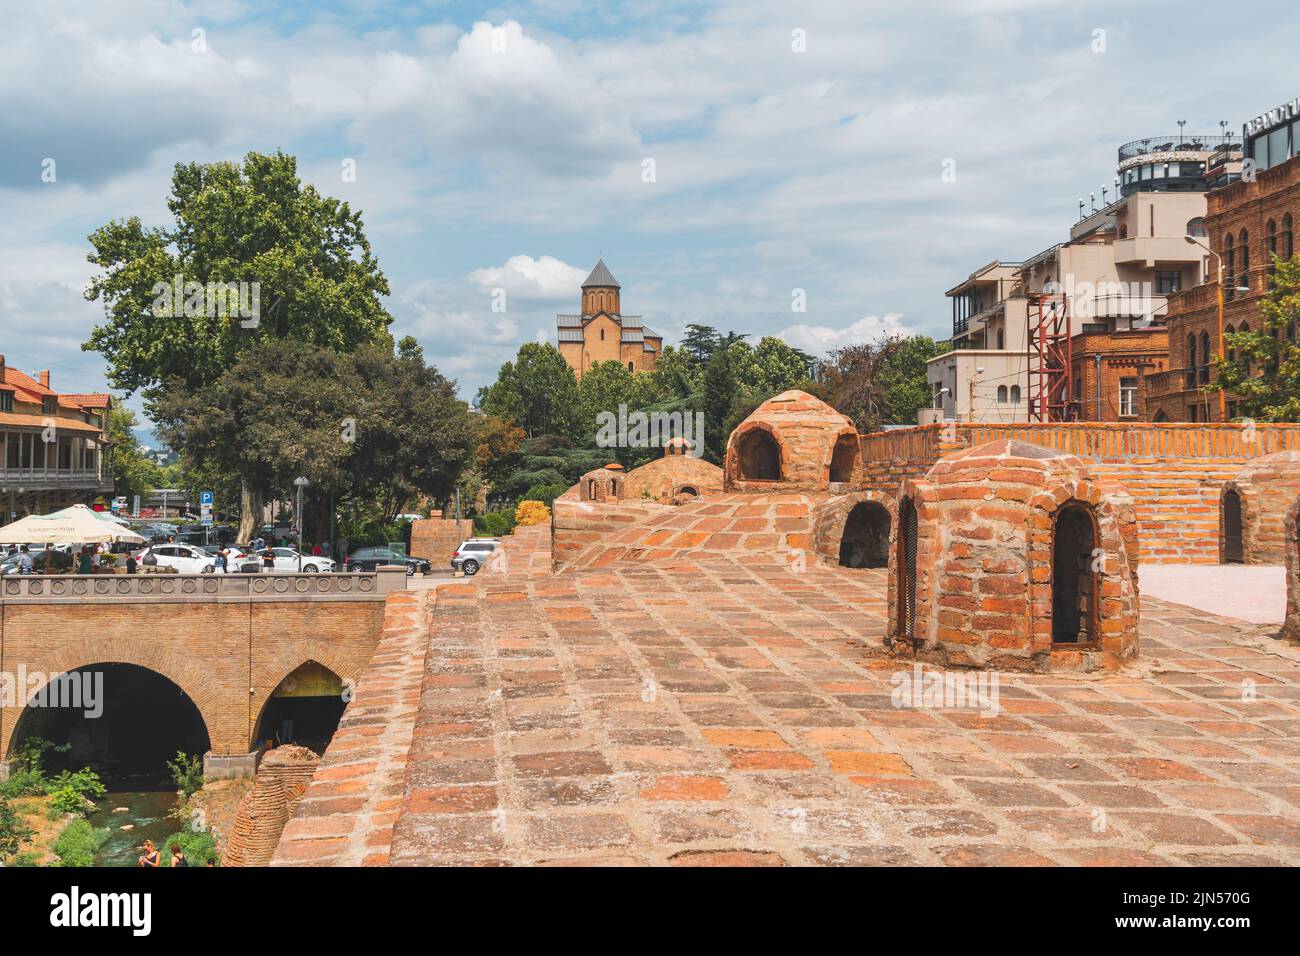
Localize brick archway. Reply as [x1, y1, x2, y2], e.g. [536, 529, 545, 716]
[813, 490, 897, 567]
[728, 421, 786, 483]
[1, 638, 223, 758]
[249, 641, 364, 749]
[825, 428, 861, 485]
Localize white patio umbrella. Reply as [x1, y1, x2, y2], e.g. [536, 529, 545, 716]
[0, 503, 147, 546]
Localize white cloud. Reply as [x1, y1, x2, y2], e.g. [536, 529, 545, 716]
[777, 313, 916, 353]
[467, 255, 586, 302]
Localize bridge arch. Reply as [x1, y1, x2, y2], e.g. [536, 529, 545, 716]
[2, 638, 225, 761]
[250, 642, 364, 751]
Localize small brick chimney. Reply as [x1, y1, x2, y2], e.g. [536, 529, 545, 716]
[38, 370, 50, 388]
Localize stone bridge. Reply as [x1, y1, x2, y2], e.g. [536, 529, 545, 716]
[0, 568, 406, 778]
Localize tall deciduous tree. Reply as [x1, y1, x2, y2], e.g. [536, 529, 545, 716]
[819, 334, 943, 433]
[478, 343, 579, 438]
[83, 151, 394, 534]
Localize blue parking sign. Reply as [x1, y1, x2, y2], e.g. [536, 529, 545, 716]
[200, 490, 214, 506]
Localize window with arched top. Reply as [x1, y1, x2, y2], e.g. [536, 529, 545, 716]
[1225, 324, 1236, 363]
[1225, 234, 1236, 301]
[627, 361, 634, 371]
[1199, 331, 1211, 385]
[1186, 333, 1198, 389]
[1268, 220, 1279, 286]
[996, 385, 1008, 403]
[1285, 214, 1295, 260]
[1010, 384, 1021, 404]
[1240, 228, 1250, 292]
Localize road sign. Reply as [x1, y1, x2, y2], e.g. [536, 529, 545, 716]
[200, 490, 214, 506]
[132, 495, 141, 518]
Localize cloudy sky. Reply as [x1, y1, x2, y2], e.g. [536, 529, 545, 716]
[2, 0, 1297, 418]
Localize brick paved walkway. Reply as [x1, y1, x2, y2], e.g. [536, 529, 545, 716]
[385, 556, 1300, 866]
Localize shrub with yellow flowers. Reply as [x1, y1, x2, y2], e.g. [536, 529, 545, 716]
[514, 499, 551, 526]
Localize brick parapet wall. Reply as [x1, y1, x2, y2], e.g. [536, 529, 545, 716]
[271, 589, 432, 866]
[860, 422, 1300, 564]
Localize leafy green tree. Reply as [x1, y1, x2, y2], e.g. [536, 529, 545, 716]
[158, 338, 473, 537]
[750, 336, 811, 397]
[346, 337, 475, 521]
[819, 334, 942, 432]
[1212, 256, 1300, 420]
[479, 343, 579, 438]
[647, 345, 699, 400]
[105, 402, 161, 499]
[575, 360, 637, 444]
[83, 151, 395, 533]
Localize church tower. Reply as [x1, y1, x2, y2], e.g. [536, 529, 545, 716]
[580, 258, 621, 316]
[557, 258, 662, 379]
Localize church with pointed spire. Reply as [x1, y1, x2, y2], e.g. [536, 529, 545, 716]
[556, 258, 662, 379]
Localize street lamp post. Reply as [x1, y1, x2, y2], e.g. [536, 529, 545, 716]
[293, 476, 309, 572]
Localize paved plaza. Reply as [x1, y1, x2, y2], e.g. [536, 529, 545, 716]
[267, 524, 1300, 867]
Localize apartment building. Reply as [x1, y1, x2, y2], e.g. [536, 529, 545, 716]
[0, 354, 113, 518]
[927, 133, 1238, 423]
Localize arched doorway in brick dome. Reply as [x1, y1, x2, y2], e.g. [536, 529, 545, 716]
[829, 433, 858, 484]
[839, 501, 891, 568]
[7, 663, 211, 782]
[1222, 488, 1245, 564]
[1051, 502, 1099, 646]
[896, 497, 918, 642]
[736, 429, 781, 480]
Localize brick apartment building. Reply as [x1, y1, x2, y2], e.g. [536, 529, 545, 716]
[1148, 98, 1300, 422]
[1069, 327, 1170, 422]
[0, 354, 114, 517]
[556, 259, 663, 380]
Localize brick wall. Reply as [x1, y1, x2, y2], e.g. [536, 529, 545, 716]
[860, 421, 1300, 564]
[409, 516, 474, 563]
[223, 745, 319, 867]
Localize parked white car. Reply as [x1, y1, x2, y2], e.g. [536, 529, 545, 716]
[137, 544, 216, 574]
[264, 547, 335, 573]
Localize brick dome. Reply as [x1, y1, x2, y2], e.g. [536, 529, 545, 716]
[579, 467, 625, 503]
[889, 439, 1139, 671]
[724, 390, 859, 492]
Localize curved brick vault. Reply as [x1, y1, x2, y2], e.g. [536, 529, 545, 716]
[1219, 451, 1300, 565]
[887, 439, 1140, 672]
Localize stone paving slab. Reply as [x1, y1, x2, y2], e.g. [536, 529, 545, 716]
[1139, 564, 1287, 625]
[387, 555, 1300, 866]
